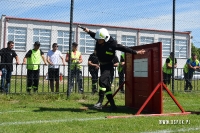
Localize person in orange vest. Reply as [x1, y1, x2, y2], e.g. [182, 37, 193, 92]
[162, 52, 177, 85]
[66, 42, 83, 94]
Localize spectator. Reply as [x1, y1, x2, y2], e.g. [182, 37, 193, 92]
[88, 50, 99, 95]
[110, 55, 119, 86]
[183, 53, 200, 92]
[0, 41, 20, 93]
[23, 41, 47, 93]
[162, 52, 177, 85]
[46, 43, 66, 92]
[66, 42, 83, 94]
[117, 53, 125, 93]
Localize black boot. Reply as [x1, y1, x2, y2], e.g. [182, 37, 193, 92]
[91, 85, 97, 95]
[26, 87, 31, 94]
[94, 91, 104, 109]
[106, 94, 117, 112]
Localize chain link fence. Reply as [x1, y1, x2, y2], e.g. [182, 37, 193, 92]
[0, 64, 122, 94]
[0, 63, 200, 94]
[1, 2, 200, 130]
[0, 0, 200, 91]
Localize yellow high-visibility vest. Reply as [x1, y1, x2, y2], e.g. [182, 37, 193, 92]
[70, 51, 82, 70]
[184, 58, 199, 73]
[162, 57, 175, 74]
[118, 54, 125, 72]
[27, 50, 41, 70]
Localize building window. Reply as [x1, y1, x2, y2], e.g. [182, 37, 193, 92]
[140, 36, 154, 45]
[57, 30, 74, 53]
[80, 32, 95, 53]
[33, 29, 51, 52]
[121, 35, 136, 47]
[110, 34, 117, 40]
[175, 39, 187, 58]
[8, 27, 27, 51]
[159, 38, 171, 57]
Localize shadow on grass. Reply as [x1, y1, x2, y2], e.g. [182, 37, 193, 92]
[80, 103, 139, 114]
[33, 107, 94, 113]
[32, 104, 139, 115]
[186, 111, 200, 115]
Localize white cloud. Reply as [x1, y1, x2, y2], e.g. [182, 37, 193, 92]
[105, 9, 200, 30]
[0, 0, 66, 17]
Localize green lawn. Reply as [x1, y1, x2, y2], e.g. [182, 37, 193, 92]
[0, 91, 200, 133]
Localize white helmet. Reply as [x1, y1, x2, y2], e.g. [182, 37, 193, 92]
[95, 28, 110, 42]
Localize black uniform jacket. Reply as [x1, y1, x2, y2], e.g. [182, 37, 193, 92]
[88, 30, 137, 63]
[88, 53, 99, 71]
[0, 48, 17, 71]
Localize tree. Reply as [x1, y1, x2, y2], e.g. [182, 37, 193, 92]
[191, 43, 200, 60]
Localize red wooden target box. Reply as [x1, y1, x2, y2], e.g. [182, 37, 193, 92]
[125, 42, 163, 114]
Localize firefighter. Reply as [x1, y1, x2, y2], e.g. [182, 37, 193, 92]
[118, 53, 125, 93]
[88, 50, 99, 94]
[83, 27, 145, 111]
[110, 55, 119, 86]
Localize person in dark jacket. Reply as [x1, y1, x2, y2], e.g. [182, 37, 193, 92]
[110, 55, 119, 86]
[83, 27, 145, 111]
[0, 41, 20, 93]
[118, 53, 125, 93]
[88, 50, 99, 94]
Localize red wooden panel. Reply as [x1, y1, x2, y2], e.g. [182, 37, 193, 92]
[125, 42, 163, 114]
[125, 53, 133, 107]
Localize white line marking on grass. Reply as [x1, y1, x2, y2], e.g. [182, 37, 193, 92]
[0, 110, 27, 114]
[142, 127, 200, 133]
[0, 117, 105, 126]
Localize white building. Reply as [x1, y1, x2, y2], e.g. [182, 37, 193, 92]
[0, 15, 191, 76]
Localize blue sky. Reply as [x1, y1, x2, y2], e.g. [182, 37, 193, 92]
[1, 0, 200, 47]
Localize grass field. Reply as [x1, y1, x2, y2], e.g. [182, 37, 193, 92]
[0, 91, 200, 133]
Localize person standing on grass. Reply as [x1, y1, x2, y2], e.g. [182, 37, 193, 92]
[88, 50, 99, 95]
[23, 41, 47, 93]
[110, 55, 119, 86]
[65, 42, 84, 94]
[46, 43, 66, 92]
[162, 52, 177, 85]
[0, 41, 20, 93]
[118, 53, 125, 93]
[183, 53, 200, 92]
[82, 27, 145, 112]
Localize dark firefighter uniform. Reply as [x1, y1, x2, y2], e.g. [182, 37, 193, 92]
[118, 53, 125, 93]
[87, 30, 138, 111]
[110, 55, 119, 85]
[88, 52, 99, 94]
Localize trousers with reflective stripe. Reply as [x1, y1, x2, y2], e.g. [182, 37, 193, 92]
[99, 63, 113, 94]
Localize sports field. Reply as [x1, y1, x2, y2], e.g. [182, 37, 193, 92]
[0, 92, 200, 133]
